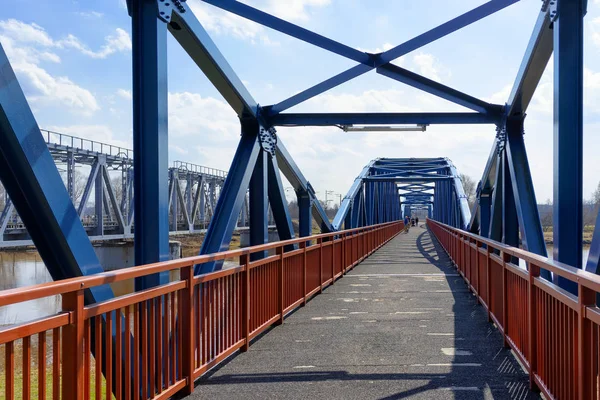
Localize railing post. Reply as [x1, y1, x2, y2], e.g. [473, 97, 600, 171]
[277, 246, 284, 325]
[180, 265, 195, 394]
[318, 238, 323, 293]
[578, 282, 595, 399]
[61, 289, 85, 400]
[528, 261, 540, 391]
[502, 251, 509, 347]
[475, 240, 480, 300]
[240, 254, 250, 351]
[331, 237, 335, 283]
[301, 242, 307, 305]
[486, 246, 491, 322]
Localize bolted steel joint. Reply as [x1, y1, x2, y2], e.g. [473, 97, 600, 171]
[495, 124, 506, 154]
[259, 126, 277, 156]
[157, 0, 186, 23]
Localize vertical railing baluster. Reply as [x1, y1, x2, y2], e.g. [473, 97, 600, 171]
[528, 261, 540, 390]
[181, 265, 195, 395]
[61, 289, 85, 400]
[579, 283, 596, 399]
[277, 246, 284, 325]
[241, 254, 250, 351]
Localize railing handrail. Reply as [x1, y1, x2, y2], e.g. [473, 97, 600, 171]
[426, 218, 600, 295]
[0, 221, 401, 306]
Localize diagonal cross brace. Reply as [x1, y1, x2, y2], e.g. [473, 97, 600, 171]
[0, 44, 113, 304]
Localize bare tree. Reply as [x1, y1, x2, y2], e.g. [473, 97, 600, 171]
[0, 182, 5, 209]
[460, 174, 477, 210]
[540, 198, 553, 232]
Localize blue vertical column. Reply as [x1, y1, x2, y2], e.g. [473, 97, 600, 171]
[479, 193, 491, 237]
[365, 182, 374, 225]
[249, 150, 268, 260]
[132, 0, 169, 290]
[297, 190, 311, 243]
[553, 0, 585, 293]
[502, 150, 519, 251]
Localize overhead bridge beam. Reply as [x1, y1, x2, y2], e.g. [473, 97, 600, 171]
[269, 112, 501, 126]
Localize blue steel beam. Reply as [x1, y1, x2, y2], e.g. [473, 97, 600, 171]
[267, 0, 519, 114]
[249, 150, 268, 260]
[132, 0, 170, 289]
[0, 44, 113, 304]
[505, 117, 551, 279]
[506, 10, 553, 117]
[197, 127, 261, 273]
[169, 3, 258, 118]
[275, 141, 333, 232]
[270, 112, 500, 126]
[377, 64, 501, 114]
[200, 0, 371, 64]
[332, 161, 374, 230]
[552, 0, 585, 294]
[267, 155, 297, 252]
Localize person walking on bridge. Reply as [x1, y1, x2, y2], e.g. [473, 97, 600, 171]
[403, 215, 410, 233]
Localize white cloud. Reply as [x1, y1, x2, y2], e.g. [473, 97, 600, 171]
[265, 0, 331, 22]
[0, 19, 54, 47]
[116, 89, 132, 100]
[168, 92, 239, 143]
[592, 17, 600, 49]
[0, 19, 131, 59]
[58, 29, 131, 59]
[0, 33, 99, 115]
[77, 11, 104, 18]
[0, 19, 133, 116]
[412, 53, 450, 82]
[187, 0, 330, 44]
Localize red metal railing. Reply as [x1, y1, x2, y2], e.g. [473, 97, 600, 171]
[0, 221, 402, 400]
[428, 218, 600, 400]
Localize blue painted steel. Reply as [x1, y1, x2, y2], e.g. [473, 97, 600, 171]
[479, 193, 491, 238]
[268, 65, 372, 115]
[0, 44, 113, 303]
[586, 211, 600, 274]
[201, 0, 370, 64]
[504, 118, 551, 279]
[502, 150, 519, 249]
[275, 141, 333, 232]
[267, 155, 298, 252]
[169, 3, 258, 118]
[249, 150, 268, 260]
[131, 0, 170, 289]
[197, 129, 261, 274]
[488, 156, 503, 242]
[506, 10, 553, 117]
[270, 112, 500, 126]
[267, 0, 519, 114]
[297, 190, 312, 243]
[377, 64, 501, 114]
[332, 161, 375, 230]
[552, 0, 585, 294]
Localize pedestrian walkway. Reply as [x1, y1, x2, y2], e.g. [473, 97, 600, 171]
[191, 226, 538, 399]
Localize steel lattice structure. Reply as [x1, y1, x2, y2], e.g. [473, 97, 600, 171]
[0, 130, 251, 246]
[0, 0, 596, 302]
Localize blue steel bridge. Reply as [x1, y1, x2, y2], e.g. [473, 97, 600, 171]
[0, 1, 599, 399]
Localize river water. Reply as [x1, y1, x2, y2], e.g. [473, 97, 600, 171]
[0, 247, 593, 326]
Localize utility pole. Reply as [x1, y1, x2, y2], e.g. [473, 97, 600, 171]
[325, 190, 334, 208]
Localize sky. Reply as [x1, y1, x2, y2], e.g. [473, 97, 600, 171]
[1, 0, 600, 207]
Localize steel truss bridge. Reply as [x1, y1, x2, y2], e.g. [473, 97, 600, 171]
[0, 0, 599, 399]
[0, 130, 255, 246]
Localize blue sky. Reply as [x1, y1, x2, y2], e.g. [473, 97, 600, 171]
[1, 0, 600, 205]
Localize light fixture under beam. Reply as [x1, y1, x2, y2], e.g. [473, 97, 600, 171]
[341, 124, 428, 132]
